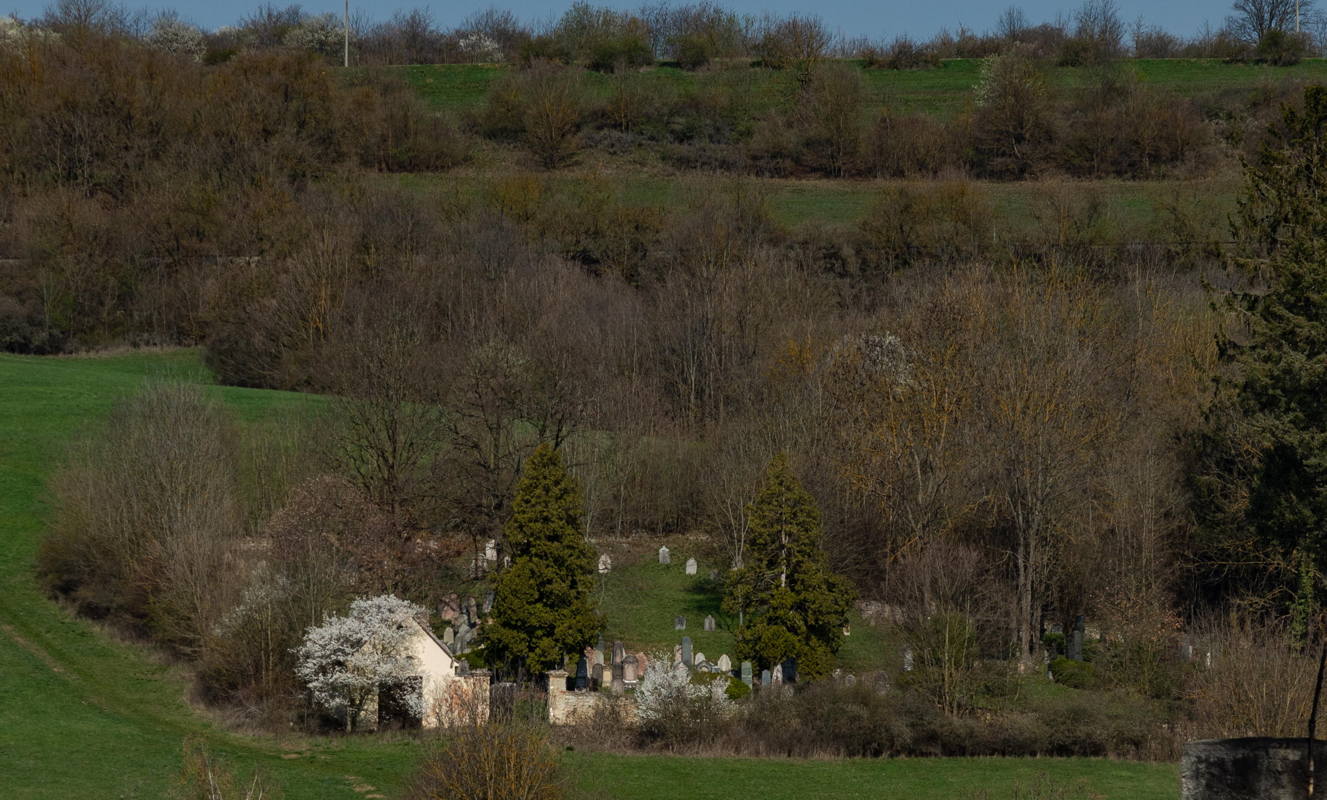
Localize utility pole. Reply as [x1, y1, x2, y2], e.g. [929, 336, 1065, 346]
[343, 0, 349, 67]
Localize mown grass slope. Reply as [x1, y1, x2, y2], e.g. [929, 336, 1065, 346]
[0, 351, 1178, 798]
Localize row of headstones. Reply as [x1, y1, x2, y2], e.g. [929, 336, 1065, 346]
[486, 537, 617, 575]
[657, 546, 705, 576]
[573, 639, 648, 691]
[674, 614, 717, 631]
[673, 635, 798, 687]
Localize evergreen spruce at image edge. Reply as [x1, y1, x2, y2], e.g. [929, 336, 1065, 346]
[482, 443, 602, 678]
[1190, 84, 1327, 638]
[723, 453, 854, 679]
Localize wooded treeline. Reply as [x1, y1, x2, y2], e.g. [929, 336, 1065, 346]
[13, 15, 1327, 751]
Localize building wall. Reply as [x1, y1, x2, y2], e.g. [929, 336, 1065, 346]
[545, 669, 637, 725]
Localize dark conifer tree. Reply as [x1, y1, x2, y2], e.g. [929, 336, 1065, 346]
[723, 453, 853, 678]
[483, 443, 602, 677]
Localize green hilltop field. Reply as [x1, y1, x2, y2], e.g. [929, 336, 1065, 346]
[0, 350, 1179, 797]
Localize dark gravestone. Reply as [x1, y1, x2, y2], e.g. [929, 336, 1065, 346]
[612, 640, 626, 665]
[611, 663, 625, 693]
[681, 636, 693, 667]
[1182, 738, 1327, 800]
[575, 657, 589, 690]
[1069, 615, 1086, 661]
[592, 663, 606, 690]
[781, 657, 797, 684]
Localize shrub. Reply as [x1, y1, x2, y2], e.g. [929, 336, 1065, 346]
[970, 48, 1055, 178]
[755, 14, 829, 73]
[898, 611, 982, 715]
[861, 112, 965, 177]
[38, 383, 243, 654]
[875, 36, 940, 70]
[176, 738, 275, 800]
[790, 63, 867, 176]
[1049, 656, 1098, 689]
[858, 181, 992, 267]
[406, 721, 565, 800]
[513, 62, 589, 168]
[1256, 29, 1310, 66]
[636, 659, 734, 748]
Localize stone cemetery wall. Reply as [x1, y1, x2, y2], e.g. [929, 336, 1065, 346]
[1182, 737, 1327, 800]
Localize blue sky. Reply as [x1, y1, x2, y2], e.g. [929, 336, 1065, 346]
[2, 0, 1232, 39]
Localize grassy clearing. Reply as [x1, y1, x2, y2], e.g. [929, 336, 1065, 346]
[394, 58, 1327, 118]
[0, 351, 1178, 798]
[570, 752, 1178, 800]
[597, 547, 895, 672]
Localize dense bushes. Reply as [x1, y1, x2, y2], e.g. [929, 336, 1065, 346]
[408, 722, 566, 800]
[626, 677, 1173, 759]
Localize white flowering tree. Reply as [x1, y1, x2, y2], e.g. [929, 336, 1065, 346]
[635, 656, 731, 723]
[147, 16, 206, 62]
[283, 14, 342, 58]
[294, 594, 425, 731]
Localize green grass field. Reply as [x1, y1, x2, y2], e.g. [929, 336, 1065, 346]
[395, 57, 1327, 117]
[0, 351, 1178, 798]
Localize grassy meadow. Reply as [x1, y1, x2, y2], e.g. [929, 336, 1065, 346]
[0, 351, 1180, 798]
[397, 57, 1327, 118]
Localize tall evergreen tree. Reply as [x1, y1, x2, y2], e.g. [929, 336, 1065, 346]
[1190, 86, 1327, 632]
[483, 443, 602, 677]
[723, 453, 854, 679]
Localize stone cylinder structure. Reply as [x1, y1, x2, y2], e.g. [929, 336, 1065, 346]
[1182, 738, 1327, 800]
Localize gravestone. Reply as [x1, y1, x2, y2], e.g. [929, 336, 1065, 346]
[635, 652, 649, 675]
[681, 636, 693, 667]
[760, 668, 772, 687]
[466, 596, 479, 626]
[902, 647, 914, 672]
[592, 648, 604, 667]
[685, 558, 697, 575]
[598, 553, 613, 574]
[1068, 615, 1086, 661]
[612, 640, 626, 665]
[696, 660, 716, 673]
[673, 644, 683, 664]
[482, 590, 494, 615]
[703, 615, 715, 632]
[596, 633, 605, 653]
[438, 593, 461, 622]
[741, 661, 753, 687]
[658, 545, 671, 565]
[575, 657, 589, 690]
[717, 654, 732, 673]
[675, 615, 686, 630]
[484, 538, 498, 562]
[843, 673, 857, 687]
[622, 655, 639, 683]
[442, 625, 455, 646]
[781, 658, 797, 684]
[611, 663, 625, 694]
[592, 663, 605, 689]
[693, 651, 706, 667]
[771, 664, 784, 685]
